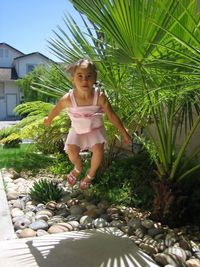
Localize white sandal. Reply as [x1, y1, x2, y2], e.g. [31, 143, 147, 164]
[67, 167, 81, 186]
[79, 174, 94, 190]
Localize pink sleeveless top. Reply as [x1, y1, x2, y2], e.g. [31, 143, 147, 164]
[67, 89, 104, 134]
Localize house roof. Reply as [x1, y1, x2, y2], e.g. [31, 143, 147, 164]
[0, 42, 24, 55]
[0, 67, 18, 81]
[14, 52, 54, 62]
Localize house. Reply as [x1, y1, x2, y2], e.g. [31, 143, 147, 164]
[0, 43, 54, 120]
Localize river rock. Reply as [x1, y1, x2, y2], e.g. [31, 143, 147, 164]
[19, 228, 37, 238]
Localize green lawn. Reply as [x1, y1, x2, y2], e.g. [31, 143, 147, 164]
[0, 144, 54, 173]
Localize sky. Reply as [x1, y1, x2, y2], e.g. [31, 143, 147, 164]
[0, 0, 85, 62]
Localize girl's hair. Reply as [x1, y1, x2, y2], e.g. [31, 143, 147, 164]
[66, 58, 97, 77]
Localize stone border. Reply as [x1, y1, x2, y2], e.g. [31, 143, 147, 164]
[0, 170, 16, 240]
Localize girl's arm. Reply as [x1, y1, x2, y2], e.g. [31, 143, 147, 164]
[99, 93, 131, 144]
[44, 94, 69, 126]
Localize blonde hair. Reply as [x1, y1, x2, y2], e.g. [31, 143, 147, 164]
[66, 58, 97, 77]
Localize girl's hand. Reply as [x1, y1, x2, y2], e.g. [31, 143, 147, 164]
[44, 117, 51, 126]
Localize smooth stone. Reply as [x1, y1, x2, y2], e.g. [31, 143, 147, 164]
[135, 227, 146, 238]
[19, 228, 37, 238]
[93, 218, 108, 228]
[7, 192, 19, 200]
[36, 229, 49, 236]
[48, 219, 64, 226]
[194, 252, 200, 260]
[79, 215, 93, 225]
[36, 209, 54, 217]
[35, 214, 49, 221]
[164, 247, 188, 261]
[11, 208, 24, 217]
[67, 198, 79, 207]
[66, 215, 82, 221]
[139, 243, 158, 255]
[57, 222, 74, 231]
[56, 203, 67, 210]
[67, 220, 80, 228]
[45, 201, 57, 210]
[29, 220, 49, 231]
[25, 204, 37, 212]
[48, 224, 69, 234]
[141, 219, 154, 229]
[12, 199, 25, 209]
[154, 252, 185, 266]
[35, 203, 46, 211]
[14, 217, 31, 230]
[186, 259, 200, 267]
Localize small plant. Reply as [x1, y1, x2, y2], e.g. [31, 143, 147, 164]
[0, 126, 22, 148]
[29, 178, 63, 204]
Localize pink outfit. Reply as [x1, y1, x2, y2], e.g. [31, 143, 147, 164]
[64, 89, 106, 151]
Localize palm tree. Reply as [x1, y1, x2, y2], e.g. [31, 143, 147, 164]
[61, 0, 200, 224]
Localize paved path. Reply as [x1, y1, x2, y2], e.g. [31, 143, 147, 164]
[0, 120, 20, 130]
[0, 228, 159, 267]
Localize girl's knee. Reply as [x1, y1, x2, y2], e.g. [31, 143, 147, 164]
[67, 145, 80, 159]
[92, 144, 104, 160]
[92, 143, 104, 153]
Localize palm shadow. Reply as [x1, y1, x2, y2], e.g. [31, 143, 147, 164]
[2, 228, 158, 267]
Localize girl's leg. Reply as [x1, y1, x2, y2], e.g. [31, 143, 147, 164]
[79, 143, 104, 189]
[67, 144, 82, 178]
[88, 143, 104, 177]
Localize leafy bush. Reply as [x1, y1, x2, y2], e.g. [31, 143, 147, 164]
[29, 179, 63, 204]
[0, 126, 22, 148]
[89, 152, 156, 208]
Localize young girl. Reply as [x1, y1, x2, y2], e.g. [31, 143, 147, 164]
[44, 59, 131, 190]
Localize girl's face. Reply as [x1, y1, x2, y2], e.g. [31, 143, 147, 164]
[72, 63, 96, 92]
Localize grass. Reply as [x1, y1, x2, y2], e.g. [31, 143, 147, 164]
[0, 143, 54, 173]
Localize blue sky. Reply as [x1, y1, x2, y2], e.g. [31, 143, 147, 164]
[0, 0, 84, 61]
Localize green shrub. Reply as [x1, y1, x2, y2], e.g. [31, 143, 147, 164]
[29, 179, 63, 204]
[0, 127, 22, 148]
[89, 152, 156, 208]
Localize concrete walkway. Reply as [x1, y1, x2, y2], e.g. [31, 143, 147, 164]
[0, 170, 159, 267]
[0, 228, 159, 267]
[0, 170, 16, 240]
[0, 120, 20, 130]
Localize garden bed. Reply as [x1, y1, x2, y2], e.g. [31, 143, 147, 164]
[1, 168, 200, 267]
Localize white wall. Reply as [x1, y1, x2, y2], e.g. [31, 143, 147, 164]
[0, 44, 23, 68]
[14, 54, 51, 77]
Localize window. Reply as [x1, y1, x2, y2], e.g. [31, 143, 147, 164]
[0, 82, 4, 99]
[26, 64, 37, 73]
[0, 48, 3, 57]
[5, 49, 9, 57]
